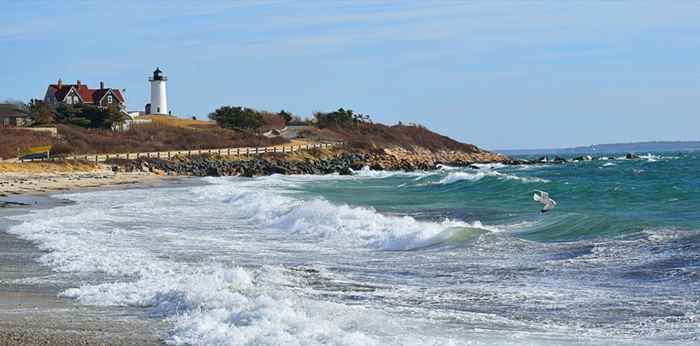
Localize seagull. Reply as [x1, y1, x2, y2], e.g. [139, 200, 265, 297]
[533, 190, 557, 213]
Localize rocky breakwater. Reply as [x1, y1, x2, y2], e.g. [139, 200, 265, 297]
[108, 147, 508, 177]
[367, 147, 507, 171]
[502, 152, 647, 165]
[111, 153, 361, 177]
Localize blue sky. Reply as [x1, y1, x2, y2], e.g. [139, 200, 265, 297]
[1, 1, 699, 149]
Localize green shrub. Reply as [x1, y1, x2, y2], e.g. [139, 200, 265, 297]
[208, 106, 266, 130]
[314, 108, 371, 129]
[52, 104, 127, 129]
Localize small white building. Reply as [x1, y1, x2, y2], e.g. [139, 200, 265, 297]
[146, 68, 168, 115]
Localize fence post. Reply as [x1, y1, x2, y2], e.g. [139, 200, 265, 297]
[255, 147, 259, 155]
[157, 152, 160, 159]
[227, 148, 231, 156]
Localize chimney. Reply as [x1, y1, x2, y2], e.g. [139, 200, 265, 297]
[100, 81, 104, 89]
[57, 78, 63, 88]
[76, 80, 82, 89]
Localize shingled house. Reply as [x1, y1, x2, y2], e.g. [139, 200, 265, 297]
[44, 79, 126, 111]
[0, 103, 30, 127]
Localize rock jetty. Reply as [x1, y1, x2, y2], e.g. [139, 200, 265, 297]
[107, 147, 508, 177]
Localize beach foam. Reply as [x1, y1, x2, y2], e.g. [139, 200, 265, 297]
[6, 162, 698, 345]
[6, 184, 481, 345]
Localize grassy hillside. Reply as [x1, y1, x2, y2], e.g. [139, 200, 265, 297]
[305, 123, 482, 153]
[1, 111, 491, 160]
[1, 123, 287, 159]
[142, 115, 216, 129]
[0, 129, 55, 160]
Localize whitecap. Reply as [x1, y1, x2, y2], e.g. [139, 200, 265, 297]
[351, 166, 428, 179]
[435, 171, 549, 185]
[5, 183, 506, 345]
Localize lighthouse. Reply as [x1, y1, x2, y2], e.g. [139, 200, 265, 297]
[148, 67, 168, 115]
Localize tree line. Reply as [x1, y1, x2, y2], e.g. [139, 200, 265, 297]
[209, 106, 371, 131]
[18, 99, 375, 132]
[22, 100, 128, 130]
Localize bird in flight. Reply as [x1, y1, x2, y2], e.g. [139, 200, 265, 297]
[533, 190, 557, 213]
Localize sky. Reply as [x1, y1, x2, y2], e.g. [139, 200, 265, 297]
[1, 1, 699, 150]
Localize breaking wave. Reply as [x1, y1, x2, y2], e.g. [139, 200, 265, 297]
[6, 157, 699, 345]
[211, 181, 487, 251]
[435, 171, 549, 185]
[6, 180, 494, 345]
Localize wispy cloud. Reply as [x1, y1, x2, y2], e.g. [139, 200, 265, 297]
[1, 1, 699, 148]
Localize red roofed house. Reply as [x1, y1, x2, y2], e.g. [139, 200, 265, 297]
[44, 79, 126, 112]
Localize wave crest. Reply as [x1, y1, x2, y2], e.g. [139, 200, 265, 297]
[435, 171, 549, 185]
[219, 186, 474, 250]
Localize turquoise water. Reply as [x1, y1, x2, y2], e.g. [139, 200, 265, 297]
[310, 155, 700, 241]
[6, 152, 699, 345]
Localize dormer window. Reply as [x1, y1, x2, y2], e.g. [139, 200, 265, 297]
[107, 95, 113, 104]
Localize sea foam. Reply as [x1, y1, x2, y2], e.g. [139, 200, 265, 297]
[6, 181, 481, 345]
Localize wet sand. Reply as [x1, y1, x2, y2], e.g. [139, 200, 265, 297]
[0, 192, 171, 344]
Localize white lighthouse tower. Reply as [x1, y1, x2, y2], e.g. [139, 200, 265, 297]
[148, 67, 168, 115]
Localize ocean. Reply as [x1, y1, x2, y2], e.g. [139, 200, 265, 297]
[6, 152, 700, 345]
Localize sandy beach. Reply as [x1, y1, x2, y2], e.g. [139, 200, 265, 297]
[0, 165, 173, 345]
[0, 162, 164, 197]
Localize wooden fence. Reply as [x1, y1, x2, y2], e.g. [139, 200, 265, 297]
[20, 142, 344, 163]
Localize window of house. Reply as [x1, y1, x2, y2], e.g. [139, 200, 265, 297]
[107, 95, 113, 104]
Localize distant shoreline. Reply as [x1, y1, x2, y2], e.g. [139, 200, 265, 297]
[497, 141, 700, 156]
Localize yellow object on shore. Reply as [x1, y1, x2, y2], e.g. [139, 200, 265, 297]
[19, 145, 52, 160]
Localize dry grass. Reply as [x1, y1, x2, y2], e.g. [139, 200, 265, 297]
[1, 123, 288, 159]
[310, 123, 482, 153]
[143, 115, 216, 129]
[0, 129, 55, 160]
[52, 124, 288, 156]
[0, 161, 100, 173]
